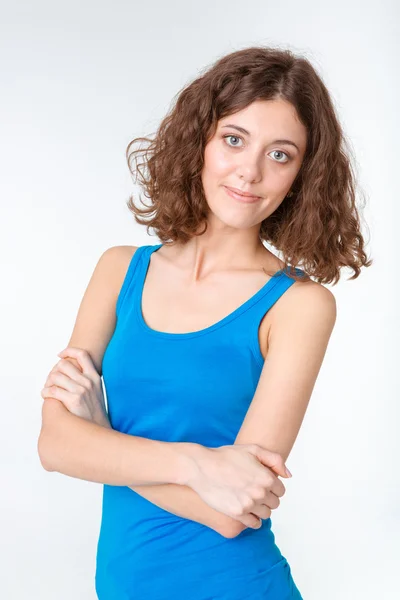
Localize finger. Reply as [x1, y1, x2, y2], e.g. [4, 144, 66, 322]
[55, 359, 90, 387]
[270, 476, 286, 498]
[267, 491, 280, 510]
[257, 447, 292, 479]
[238, 513, 263, 530]
[254, 464, 286, 498]
[57, 347, 99, 379]
[249, 503, 273, 520]
[46, 371, 81, 394]
[41, 385, 72, 405]
[255, 492, 280, 511]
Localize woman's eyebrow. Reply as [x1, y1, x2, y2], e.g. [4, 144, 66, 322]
[221, 124, 300, 152]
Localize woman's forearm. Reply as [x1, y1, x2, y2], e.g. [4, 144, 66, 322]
[98, 411, 239, 537]
[39, 399, 241, 537]
[38, 398, 197, 487]
[127, 482, 237, 538]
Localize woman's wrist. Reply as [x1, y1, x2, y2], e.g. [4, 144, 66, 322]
[171, 441, 205, 487]
[92, 408, 112, 429]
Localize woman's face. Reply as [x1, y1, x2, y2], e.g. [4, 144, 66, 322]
[201, 99, 308, 231]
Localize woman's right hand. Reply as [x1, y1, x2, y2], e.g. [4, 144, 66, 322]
[184, 443, 291, 529]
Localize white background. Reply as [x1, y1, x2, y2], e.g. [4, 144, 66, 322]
[1, 0, 398, 598]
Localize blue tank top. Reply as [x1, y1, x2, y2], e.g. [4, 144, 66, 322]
[95, 243, 304, 599]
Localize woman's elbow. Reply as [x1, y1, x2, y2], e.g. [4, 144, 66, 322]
[221, 520, 247, 539]
[37, 398, 65, 471]
[37, 430, 55, 471]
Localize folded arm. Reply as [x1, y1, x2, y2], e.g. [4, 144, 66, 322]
[40, 247, 336, 539]
[122, 280, 336, 539]
[228, 280, 337, 537]
[39, 396, 240, 538]
[38, 246, 241, 538]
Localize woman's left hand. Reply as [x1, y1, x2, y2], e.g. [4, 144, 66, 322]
[40, 346, 111, 428]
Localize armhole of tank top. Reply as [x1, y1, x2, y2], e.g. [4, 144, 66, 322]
[115, 246, 143, 318]
[249, 271, 305, 369]
[250, 303, 274, 369]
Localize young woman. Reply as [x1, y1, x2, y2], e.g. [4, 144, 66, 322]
[38, 46, 372, 599]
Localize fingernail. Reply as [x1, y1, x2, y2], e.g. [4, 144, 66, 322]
[285, 467, 292, 477]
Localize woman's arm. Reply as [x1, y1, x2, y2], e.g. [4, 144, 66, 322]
[38, 397, 197, 487]
[38, 245, 243, 537]
[228, 281, 337, 537]
[126, 482, 237, 537]
[39, 398, 238, 537]
[67, 401, 237, 537]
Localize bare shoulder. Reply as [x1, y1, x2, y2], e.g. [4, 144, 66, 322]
[285, 277, 336, 312]
[101, 244, 139, 275]
[268, 278, 337, 347]
[62, 245, 139, 376]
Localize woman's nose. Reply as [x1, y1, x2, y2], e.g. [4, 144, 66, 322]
[236, 155, 263, 183]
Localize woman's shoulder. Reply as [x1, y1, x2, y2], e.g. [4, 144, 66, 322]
[272, 275, 336, 326]
[101, 244, 140, 272]
[94, 246, 142, 303]
[103, 244, 140, 259]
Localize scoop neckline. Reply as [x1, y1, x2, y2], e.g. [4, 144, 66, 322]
[134, 243, 287, 340]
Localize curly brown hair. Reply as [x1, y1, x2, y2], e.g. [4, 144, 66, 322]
[125, 46, 372, 285]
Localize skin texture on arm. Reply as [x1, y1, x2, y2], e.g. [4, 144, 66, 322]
[126, 480, 238, 537]
[38, 246, 240, 537]
[224, 280, 337, 538]
[39, 396, 197, 486]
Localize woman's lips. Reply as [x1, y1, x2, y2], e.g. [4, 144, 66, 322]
[223, 186, 262, 204]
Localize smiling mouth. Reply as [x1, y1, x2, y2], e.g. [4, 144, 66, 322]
[223, 186, 262, 203]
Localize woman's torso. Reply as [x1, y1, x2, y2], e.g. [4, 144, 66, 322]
[95, 243, 304, 599]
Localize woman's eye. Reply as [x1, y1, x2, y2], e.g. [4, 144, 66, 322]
[223, 136, 290, 163]
[269, 150, 290, 163]
[223, 134, 243, 148]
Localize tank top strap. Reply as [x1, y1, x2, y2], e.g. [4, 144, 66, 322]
[230, 265, 307, 368]
[115, 243, 307, 370]
[116, 244, 158, 319]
